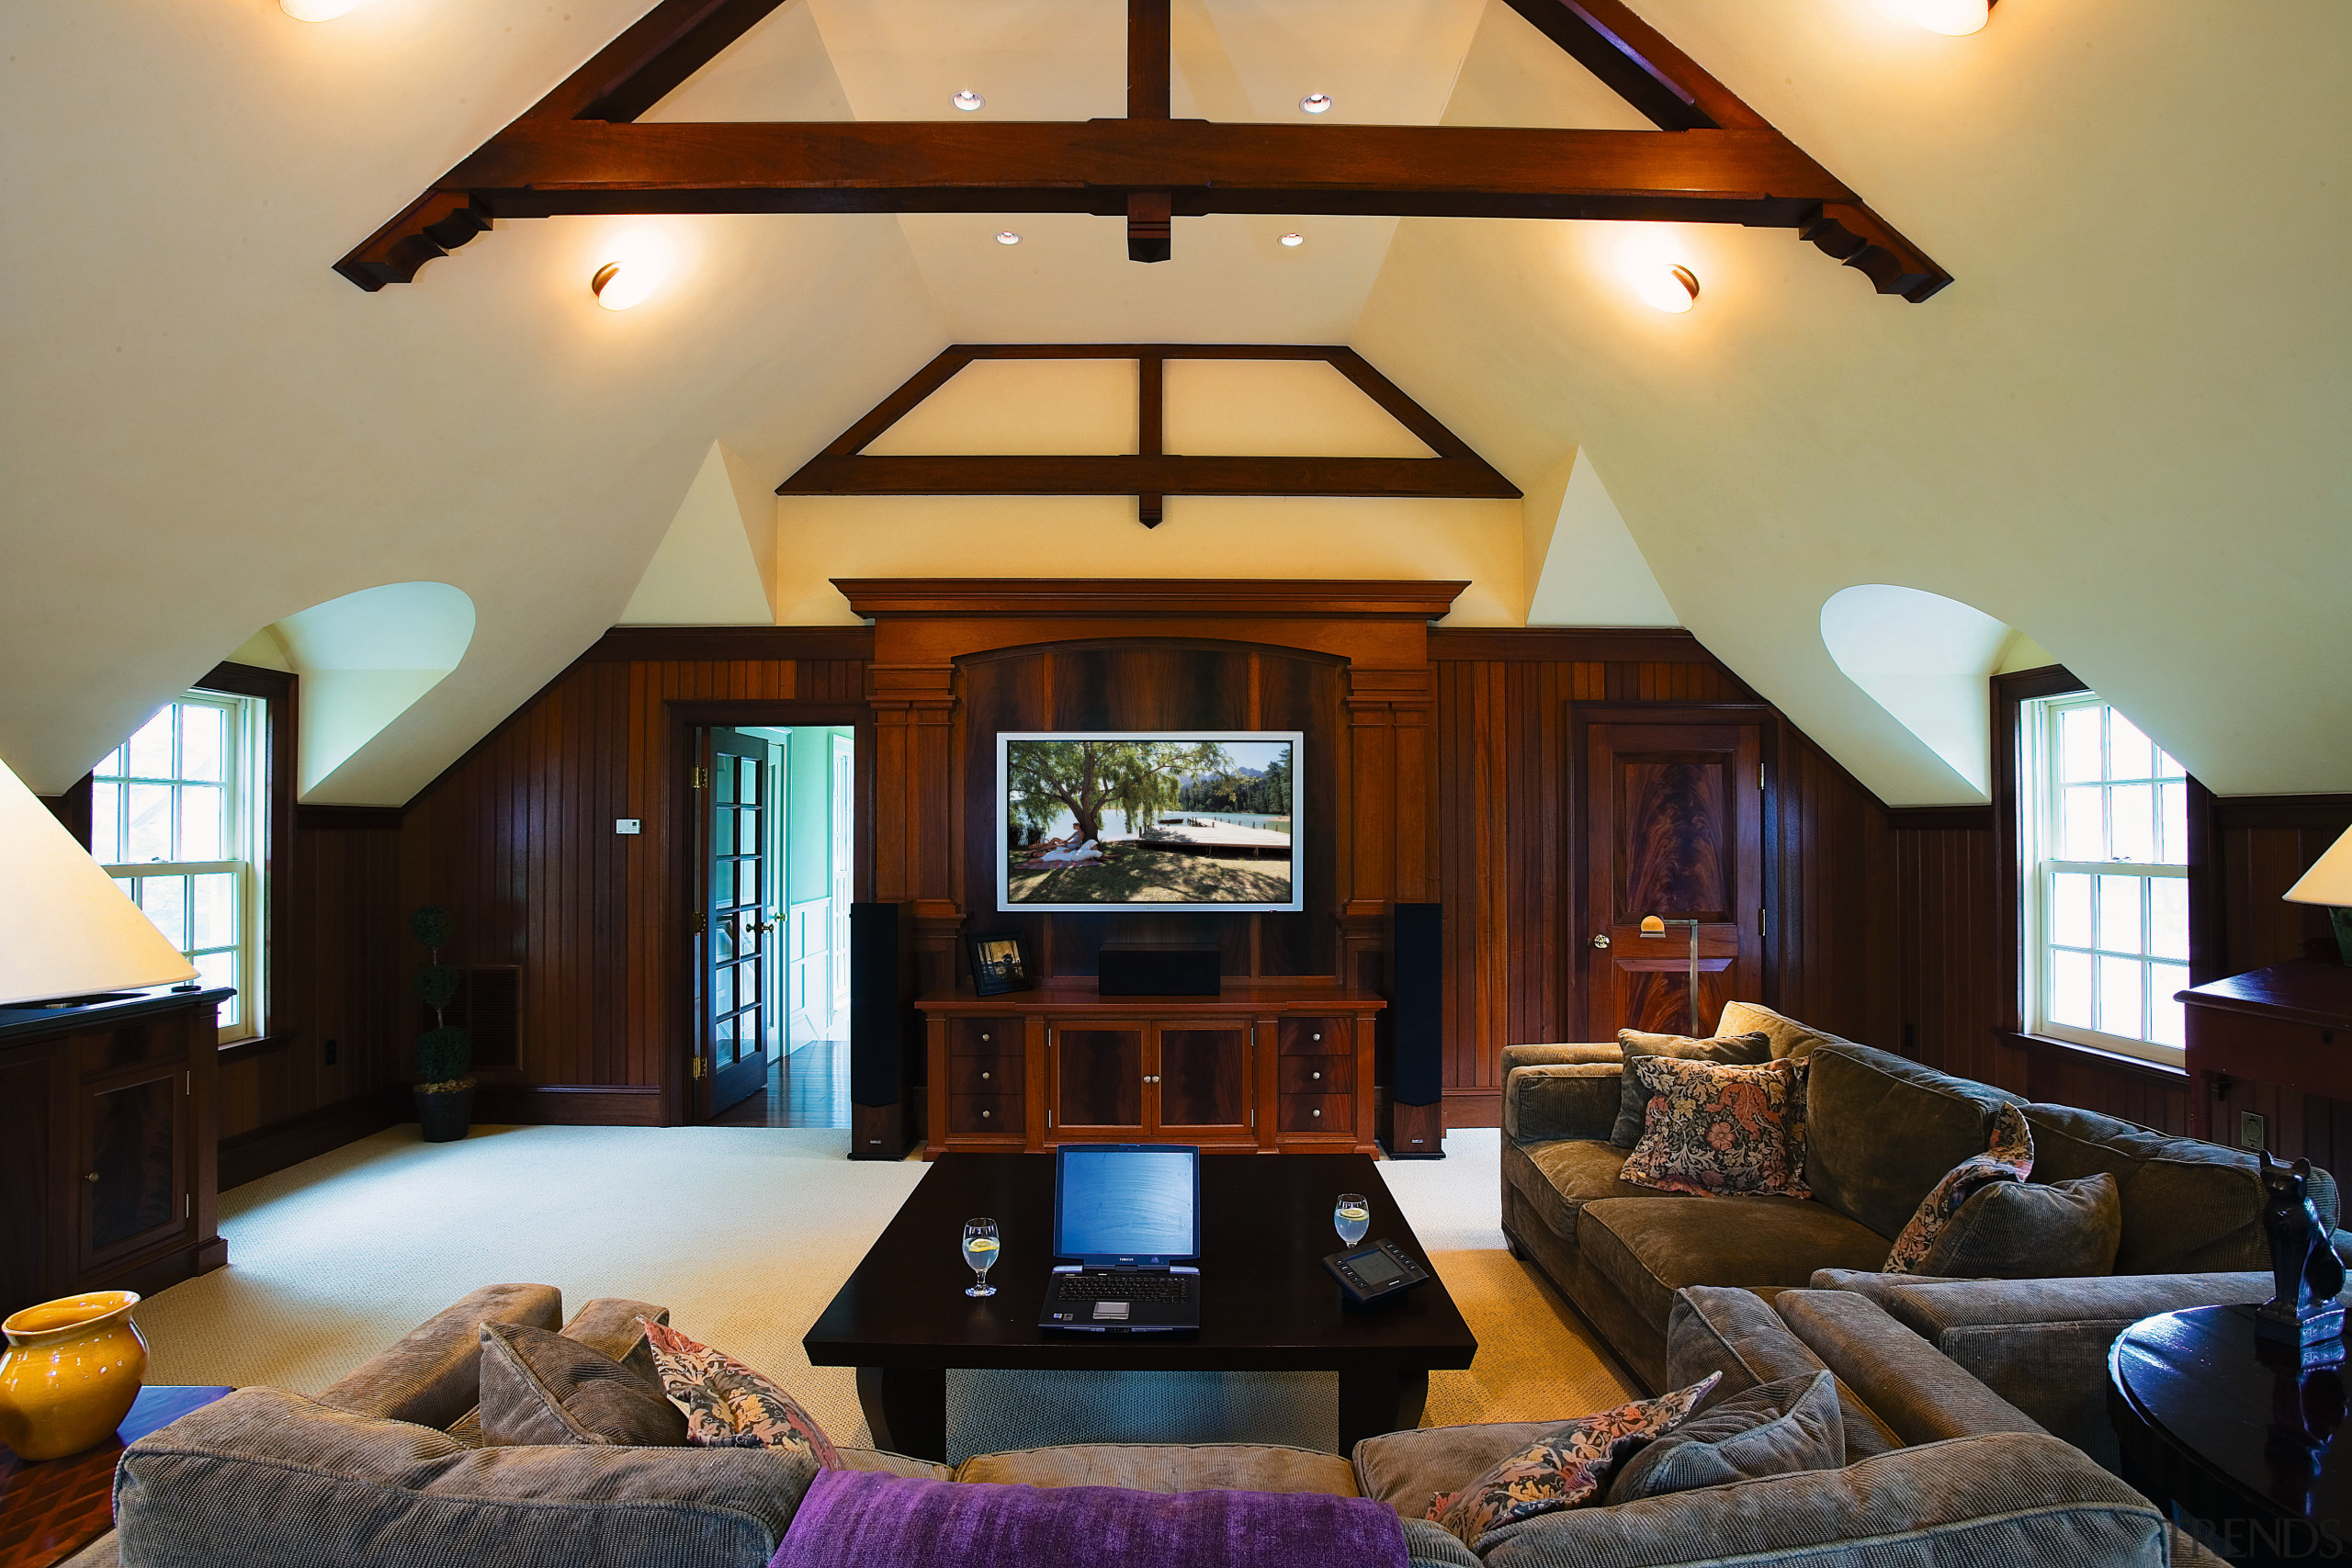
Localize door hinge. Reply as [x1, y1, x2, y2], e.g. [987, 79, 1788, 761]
[694, 909, 707, 936]
[691, 1056, 707, 1080]
[1046, 1109, 1054, 1130]
[1760, 764, 1767, 791]
[691, 765, 709, 790]
[185, 1193, 191, 1218]
[185, 1072, 191, 1096]
[1759, 908, 1768, 936]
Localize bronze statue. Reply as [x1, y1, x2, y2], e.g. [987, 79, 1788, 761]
[2257, 1151, 2347, 1348]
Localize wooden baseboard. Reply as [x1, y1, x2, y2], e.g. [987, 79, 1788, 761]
[1442, 1087, 1501, 1128]
[472, 1083, 667, 1125]
[220, 1085, 408, 1190]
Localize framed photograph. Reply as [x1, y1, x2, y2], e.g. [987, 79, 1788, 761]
[964, 930, 1035, 997]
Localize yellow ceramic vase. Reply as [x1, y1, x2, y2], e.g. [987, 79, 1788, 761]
[0, 1292, 148, 1461]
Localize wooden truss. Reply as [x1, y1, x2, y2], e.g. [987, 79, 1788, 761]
[337, 0, 1950, 301]
[777, 344, 1520, 527]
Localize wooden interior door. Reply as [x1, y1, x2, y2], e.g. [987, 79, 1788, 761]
[1582, 715, 1765, 1040]
[1151, 1024, 1251, 1140]
[705, 728, 773, 1116]
[1052, 1024, 1147, 1137]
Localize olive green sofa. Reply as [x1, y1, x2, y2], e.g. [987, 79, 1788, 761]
[1498, 1002, 2343, 1472]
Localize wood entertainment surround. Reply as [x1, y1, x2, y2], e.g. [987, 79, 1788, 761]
[47, 589, 2347, 1185]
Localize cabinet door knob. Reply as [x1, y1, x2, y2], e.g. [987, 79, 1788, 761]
[980, 1110, 991, 1119]
[1312, 1032, 1322, 1042]
[980, 1071, 990, 1080]
[980, 1032, 990, 1042]
[1312, 1071, 1321, 1080]
[85, 1172, 100, 1183]
[1312, 1109, 1322, 1118]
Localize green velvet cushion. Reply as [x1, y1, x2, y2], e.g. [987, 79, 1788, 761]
[1715, 1001, 1857, 1062]
[1604, 1371, 1845, 1505]
[478, 1322, 687, 1448]
[1804, 1043, 2023, 1241]
[1611, 1030, 1771, 1148]
[1915, 1172, 2121, 1279]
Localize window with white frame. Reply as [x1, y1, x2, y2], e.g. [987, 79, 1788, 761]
[2020, 692, 2190, 1063]
[93, 693, 267, 1042]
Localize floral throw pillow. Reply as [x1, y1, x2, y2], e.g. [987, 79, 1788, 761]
[640, 1320, 840, 1463]
[1619, 1055, 1811, 1199]
[1883, 1101, 2035, 1274]
[1425, 1373, 1721, 1546]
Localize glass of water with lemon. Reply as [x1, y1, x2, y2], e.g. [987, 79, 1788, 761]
[963, 1217, 1001, 1297]
[1334, 1193, 1371, 1247]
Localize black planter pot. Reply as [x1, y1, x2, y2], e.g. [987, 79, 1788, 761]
[415, 1085, 475, 1144]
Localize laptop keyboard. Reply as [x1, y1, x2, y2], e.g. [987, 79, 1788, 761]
[1054, 1274, 1193, 1303]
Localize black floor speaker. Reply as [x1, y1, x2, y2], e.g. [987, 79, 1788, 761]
[1381, 902, 1444, 1158]
[849, 902, 917, 1159]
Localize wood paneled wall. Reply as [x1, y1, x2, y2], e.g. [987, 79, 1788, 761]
[1427, 629, 1888, 1125]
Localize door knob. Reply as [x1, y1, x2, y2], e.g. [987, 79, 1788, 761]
[1312, 1070, 1322, 1081]
[85, 1172, 100, 1183]
[980, 1070, 990, 1081]
[1591, 933, 1611, 949]
[1311, 1108, 1322, 1118]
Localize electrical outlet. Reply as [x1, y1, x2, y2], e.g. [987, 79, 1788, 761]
[615, 818, 641, 835]
[322, 1037, 338, 1066]
[2240, 1111, 2268, 1154]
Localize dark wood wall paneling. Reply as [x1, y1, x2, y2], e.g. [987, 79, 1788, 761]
[1426, 629, 1888, 1125]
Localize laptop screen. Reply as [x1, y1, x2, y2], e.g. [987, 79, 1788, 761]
[1053, 1145, 1201, 1264]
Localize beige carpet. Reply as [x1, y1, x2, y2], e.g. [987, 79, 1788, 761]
[133, 1125, 1628, 1461]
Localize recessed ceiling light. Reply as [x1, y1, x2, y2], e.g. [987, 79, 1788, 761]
[591, 261, 661, 311]
[1299, 94, 1334, 115]
[994, 231, 1022, 245]
[1634, 264, 1700, 314]
[1279, 232, 1305, 248]
[281, 0, 366, 17]
[951, 90, 985, 112]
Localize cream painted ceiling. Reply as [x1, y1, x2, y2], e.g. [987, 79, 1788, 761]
[1, 0, 2345, 808]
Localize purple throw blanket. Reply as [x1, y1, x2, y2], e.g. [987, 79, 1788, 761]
[770, 1468, 1408, 1568]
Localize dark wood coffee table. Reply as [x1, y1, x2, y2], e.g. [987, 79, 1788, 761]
[2109, 1305, 2352, 1566]
[805, 1152, 1476, 1461]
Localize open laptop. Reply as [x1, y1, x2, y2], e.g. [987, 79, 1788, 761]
[1037, 1144, 1202, 1333]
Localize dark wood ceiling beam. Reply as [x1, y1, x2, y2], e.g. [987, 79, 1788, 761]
[779, 454, 1522, 501]
[1495, 0, 1764, 132]
[524, 0, 797, 123]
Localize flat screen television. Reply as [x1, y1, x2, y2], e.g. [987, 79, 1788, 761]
[997, 731, 1304, 913]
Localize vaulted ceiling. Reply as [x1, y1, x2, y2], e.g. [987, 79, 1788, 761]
[2, 0, 2346, 808]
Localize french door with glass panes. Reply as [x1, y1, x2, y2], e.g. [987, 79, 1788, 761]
[702, 728, 775, 1115]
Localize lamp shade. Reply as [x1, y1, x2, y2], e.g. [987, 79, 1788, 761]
[2284, 825, 2352, 908]
[0, 755, 197, 1007]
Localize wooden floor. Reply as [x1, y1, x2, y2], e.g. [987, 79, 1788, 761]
[710, 1039, 849, 1129]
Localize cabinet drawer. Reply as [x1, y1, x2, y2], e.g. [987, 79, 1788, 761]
[1279, 1093, 1352, 1134]
[951, 1018, 1022, 1056]
[950, 1094, 1023, 1135]
[1279, 1019, 1346, 1056]
[948, 1055, 1023, 1095]
[1279, 1055, 1353, 1094]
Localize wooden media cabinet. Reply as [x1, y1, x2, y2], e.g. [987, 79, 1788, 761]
[916, 983, 1385, 1157]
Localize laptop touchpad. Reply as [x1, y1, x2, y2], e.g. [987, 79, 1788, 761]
[1093, 1301, 1130, 1321]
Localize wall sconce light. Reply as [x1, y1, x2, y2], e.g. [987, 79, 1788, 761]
[590, 262, 659, 311]
[281, 0, 368, 17]
[1880, 0, 1993, 35]
[1634, 265, 1701, 314]
[1639, 913, 1704, 1035]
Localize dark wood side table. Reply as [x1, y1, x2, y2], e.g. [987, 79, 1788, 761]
[2110, 1305, 2350, 1565]
[0, 1385, 232, 1568]
[805, 1153, 1476, 1462]
[2179, 959, 2352, 1145]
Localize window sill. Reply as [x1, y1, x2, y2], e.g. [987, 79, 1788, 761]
[2002, 1029, 2188, 1083]
[217, 1032, 300, 1066]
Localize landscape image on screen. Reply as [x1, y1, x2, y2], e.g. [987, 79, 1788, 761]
[1002, 735, 1295, 908]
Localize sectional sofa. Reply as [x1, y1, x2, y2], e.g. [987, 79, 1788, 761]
[74, 1279, 2211, 1567]
[1498, 1002, 2344, 1467]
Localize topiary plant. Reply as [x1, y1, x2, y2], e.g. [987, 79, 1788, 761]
[412, 905, 472, 1092]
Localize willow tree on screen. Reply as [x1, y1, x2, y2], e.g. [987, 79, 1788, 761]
[1007, 739, 1231, 848]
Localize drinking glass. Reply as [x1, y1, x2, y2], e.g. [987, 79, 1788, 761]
[962, 1218, 1001, 1298]
[1334, 1193, 1371, 1247]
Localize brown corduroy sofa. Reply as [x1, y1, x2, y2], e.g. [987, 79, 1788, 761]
[1499, 1003, 2346, 1470]
[73, 1279, 2212, 1568]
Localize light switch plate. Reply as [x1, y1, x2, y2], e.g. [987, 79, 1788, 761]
[615, 818, 641, 835]
[2240, 1111, 2268, 1153]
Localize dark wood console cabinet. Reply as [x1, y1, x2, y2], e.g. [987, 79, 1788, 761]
[2180, 959, 2352, 1145]
[918, 985, 1385, 1157]
[0, 988, 231, 1316]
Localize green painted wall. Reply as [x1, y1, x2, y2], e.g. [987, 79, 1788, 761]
[785, 726, 852, 905]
